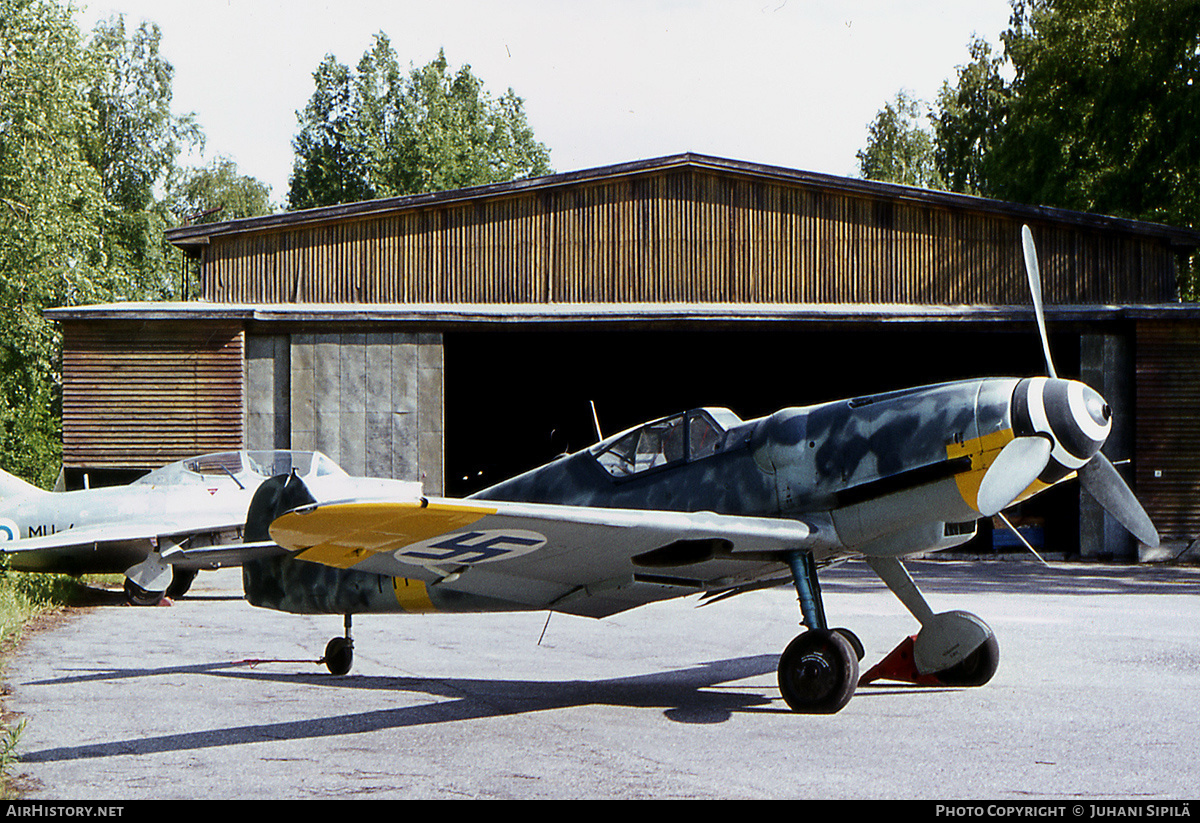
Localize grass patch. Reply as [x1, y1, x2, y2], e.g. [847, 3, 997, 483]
[0, 571, 86, 649]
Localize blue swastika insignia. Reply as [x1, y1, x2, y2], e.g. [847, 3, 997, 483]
[395, 529, 546, 565]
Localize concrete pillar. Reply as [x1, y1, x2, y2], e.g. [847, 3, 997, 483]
[248, 331, 444, 494]
[245, 335, 290, 451]
[1078, 332, 1135, 560]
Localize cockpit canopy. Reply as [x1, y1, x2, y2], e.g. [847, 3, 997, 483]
[134, 450, 346, 487]
[589, 408, 743, 479]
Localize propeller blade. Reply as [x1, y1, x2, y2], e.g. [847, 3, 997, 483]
[977, 435, 1053, 516]
[1021, 225, 1058, 379]
[1078, 453, 1160, 548]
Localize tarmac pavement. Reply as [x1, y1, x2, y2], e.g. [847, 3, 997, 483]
[4, 559, 1199, 800]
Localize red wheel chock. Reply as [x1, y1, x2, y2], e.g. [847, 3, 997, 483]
[858, 635, 942, 686]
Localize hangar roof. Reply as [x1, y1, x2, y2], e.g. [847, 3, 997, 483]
[46, 300, 1200, 329]
[165, 153, 1200, 252]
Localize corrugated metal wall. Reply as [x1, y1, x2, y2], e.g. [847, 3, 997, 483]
[61, 321, 245, 470]
[1135, 320, 1200, 542]
[199, 168, 1177, 306]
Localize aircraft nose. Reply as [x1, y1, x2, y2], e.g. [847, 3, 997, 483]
[1012, 377, 1111, 483]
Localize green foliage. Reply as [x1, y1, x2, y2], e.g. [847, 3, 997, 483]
[0, 563, 81, 650]
[861, 0, 1200, 294]
[0, 718, 26, 789]
[0, 2, 214, 486]
[0, 560, 86, 797]
[164, 156, 274, 224]
[0, 0, 104, 487]
[989, 0, 1200, 231]
[932, 38, 1010, 196]
[289, 36, 553, 209]
[856, 90, 944, 189]
[83, 16, 204, 303]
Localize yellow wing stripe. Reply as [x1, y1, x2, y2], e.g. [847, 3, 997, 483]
[271, 500, 498, 569]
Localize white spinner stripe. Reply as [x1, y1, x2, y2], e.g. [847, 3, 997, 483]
[1029, 376, 1088, 470]
[1027, 377, 1051, 437]
[1068, 381, 1111, 443]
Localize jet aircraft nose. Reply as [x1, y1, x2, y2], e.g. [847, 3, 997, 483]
[1011, 377, 1111, 484]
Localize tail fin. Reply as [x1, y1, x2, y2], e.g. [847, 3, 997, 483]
[0, 467, 47, 501]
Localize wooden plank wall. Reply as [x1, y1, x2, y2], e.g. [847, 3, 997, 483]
[1136, 320, 1200, 543]
[61, 321, 245, 469]
[200, 168, 1177, 306]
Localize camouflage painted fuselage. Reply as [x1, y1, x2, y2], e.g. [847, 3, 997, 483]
[471, 377, 1019, 547]
[244, 377, 1042, 614]
[245, 373, 1115, 614]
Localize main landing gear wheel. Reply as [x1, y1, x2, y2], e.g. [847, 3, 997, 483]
[123, 579, 165, 607]
[832, 627, 865, 661]
[930, 630, 1000, 687]
[165, 568, 198, 599]
[777, 629, 859, 714]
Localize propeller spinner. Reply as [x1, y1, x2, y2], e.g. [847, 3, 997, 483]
[976, 226, 1160, 548]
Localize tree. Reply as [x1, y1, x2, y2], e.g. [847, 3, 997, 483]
[289, 36, 552, 209]
[861, 0, 1200, 293]
[165, 156, 274, 224]
[0, 0, 109, 486]
[163, 156, 273, 298]
[0, 3, 211, 485]
[932, 37, 1010, 196]
[288, 55, 375, 209]
[988, 0, 1200, 231]
[856, 90, 945, 189]
[863, 0, 1200, 225]
[82, 15, 204, 301]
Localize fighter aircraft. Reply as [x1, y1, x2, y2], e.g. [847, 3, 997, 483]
[238, 226, 1159, 713]
[0, 450, 415, 606]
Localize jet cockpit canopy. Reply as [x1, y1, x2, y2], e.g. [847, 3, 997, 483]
[134, 450, 346, 488]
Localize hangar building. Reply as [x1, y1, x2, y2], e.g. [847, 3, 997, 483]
[48, 154, 1200, 561]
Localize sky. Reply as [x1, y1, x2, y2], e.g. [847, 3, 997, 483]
[76, 0, 1016, 206]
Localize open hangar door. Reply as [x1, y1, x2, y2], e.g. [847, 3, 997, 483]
[443, 324, 1083, 556]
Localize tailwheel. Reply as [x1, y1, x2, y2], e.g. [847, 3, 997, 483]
[777, 629, 859, 714]
[165, 568, 198, 599]
[322, 614, 354, 675]
[323, 636, 353, 676]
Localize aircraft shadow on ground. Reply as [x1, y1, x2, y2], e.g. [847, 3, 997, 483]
[19, 654, 792, 764]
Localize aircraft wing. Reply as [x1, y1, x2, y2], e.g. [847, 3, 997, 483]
[0, 515, 246, 555]
[268, 497, 841, 617]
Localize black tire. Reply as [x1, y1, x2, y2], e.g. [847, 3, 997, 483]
[832, 627, 865, 661]
[323, 636, 353, 676]
[123, 579, 164, 607]
[165, 568, 198, 599]
[777, 629, 858, 714]
[932, 632, 1000, 687]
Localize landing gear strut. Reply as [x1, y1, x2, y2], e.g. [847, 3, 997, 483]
[777, 552, 859, 714]
[860, 557, 1000, 687]
[322, 614, 354, 675]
